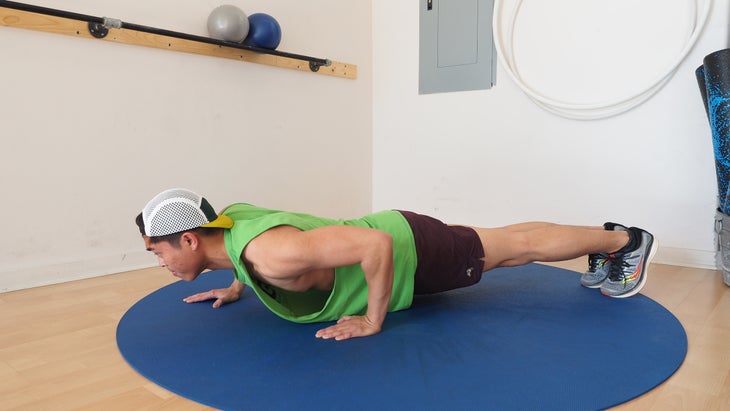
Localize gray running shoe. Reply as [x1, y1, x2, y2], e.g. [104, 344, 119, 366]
[580, 223, 627, 288]
[601, 227, 658, 298]
[581, 253, 611, 288]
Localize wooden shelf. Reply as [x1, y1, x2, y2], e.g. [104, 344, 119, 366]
[0, 2, 357, 79]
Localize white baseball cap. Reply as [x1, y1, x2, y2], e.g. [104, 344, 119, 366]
[142, 188, 233, 237]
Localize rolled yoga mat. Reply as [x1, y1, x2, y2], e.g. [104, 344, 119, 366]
[117, 264, 687, 410]
[697, 48, 730, 213]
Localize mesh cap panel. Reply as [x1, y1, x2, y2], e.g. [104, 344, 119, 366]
[142, 189, 211, 237]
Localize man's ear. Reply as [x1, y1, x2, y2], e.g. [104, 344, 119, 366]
[143, 236, 152, 251]
[180, 232, 200, 250]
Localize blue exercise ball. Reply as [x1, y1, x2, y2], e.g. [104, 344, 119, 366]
[207, 5, 249, 42]
[243, 13, 282, 49]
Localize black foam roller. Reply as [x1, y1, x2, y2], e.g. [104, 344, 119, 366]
[700, 48, 730, 213]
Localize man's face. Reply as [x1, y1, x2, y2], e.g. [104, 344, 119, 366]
[144, 235, 203, 281]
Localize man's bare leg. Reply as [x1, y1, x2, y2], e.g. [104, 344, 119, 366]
[468, 223, 629, 271]
[497, 222, 605, 233]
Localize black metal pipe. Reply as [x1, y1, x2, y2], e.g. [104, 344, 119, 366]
[119, 20, 330, 67]
[0, 0, 331, 69]
[0, 0, 103, 23]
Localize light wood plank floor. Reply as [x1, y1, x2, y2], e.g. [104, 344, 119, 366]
[1, 260, 728, 410]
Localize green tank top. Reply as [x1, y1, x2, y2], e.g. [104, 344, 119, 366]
[221, 203, 417, 323]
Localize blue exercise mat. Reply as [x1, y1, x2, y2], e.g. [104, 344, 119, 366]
[117, 264, 686, 410]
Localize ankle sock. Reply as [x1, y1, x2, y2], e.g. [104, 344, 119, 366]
[603, 222, 620, 231]
[613, 228, 638, 254]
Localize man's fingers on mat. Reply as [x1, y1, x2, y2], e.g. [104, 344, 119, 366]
[315, 324, 348, 340]
[315, 328, 353, 341]
[316, 316, 381, 341]
[183, 290, 217, 303]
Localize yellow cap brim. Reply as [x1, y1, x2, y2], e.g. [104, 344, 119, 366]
[201, 214, 234, 229]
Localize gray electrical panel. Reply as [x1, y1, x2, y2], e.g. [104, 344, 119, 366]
[419, 0, 496, 94]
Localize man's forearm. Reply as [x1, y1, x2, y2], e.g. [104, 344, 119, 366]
[361, 240, 394, 328]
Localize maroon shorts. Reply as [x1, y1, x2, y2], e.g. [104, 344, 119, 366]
[398, 211, 485, 295]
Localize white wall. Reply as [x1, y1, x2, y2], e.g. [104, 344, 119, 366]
[373, 0, 728, 268]
[2, 1, 726, 292]
[0, 0, 372, 291]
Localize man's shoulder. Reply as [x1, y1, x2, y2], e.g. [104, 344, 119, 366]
[222, 203, 283, 222]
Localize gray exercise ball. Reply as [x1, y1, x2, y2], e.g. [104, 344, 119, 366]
[207, 5, 249, 42]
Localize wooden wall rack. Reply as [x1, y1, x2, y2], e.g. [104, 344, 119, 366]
[0, 0, 357, 79]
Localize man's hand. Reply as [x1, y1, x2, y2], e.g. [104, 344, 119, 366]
[183, 279, 245, 308]
[315, 315, 382, 341]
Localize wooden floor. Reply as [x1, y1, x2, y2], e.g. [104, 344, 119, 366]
[1, 260, 728, 410]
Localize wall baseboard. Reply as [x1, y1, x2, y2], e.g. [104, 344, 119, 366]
[653, 246, 717, 270]
[0, 246, 719, 293]
[0, 251, 155, 293]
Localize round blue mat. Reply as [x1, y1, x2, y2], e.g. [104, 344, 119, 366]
[117, 263, 686, 410]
